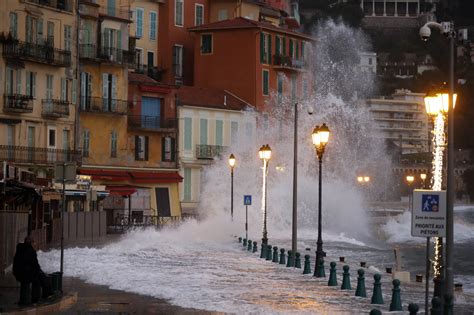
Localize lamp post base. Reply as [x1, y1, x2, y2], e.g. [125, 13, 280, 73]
[314, 239, 325, 277]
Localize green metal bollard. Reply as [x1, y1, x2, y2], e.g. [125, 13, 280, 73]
[238, 237, 242, 243]
[286, 250, 293, 267]
[408, 303, 419, 314]
[279, 248, 286, 265]
[341, 265, 351, 290]
[272, 246, 279, 263]
[295, 252, 301, 268]
[303, 255, 311, 274]
[328, 262, 338, 286]
[260, 243, 266, 258]
[266, 245, 272, 261]
[315, 258, 326, 278]
[369, 309, 382, 315]
[355, 269, 367, 297]
[253, 241, 258, 253]
[389, 279, 402, 311]
[243, 238, 247, 247]
[247, 239, 252, 251]
[431, 296, 443, 315]
[371, 274, 384, 305]
[444, 294, 453, 315]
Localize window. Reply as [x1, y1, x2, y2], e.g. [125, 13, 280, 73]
[262, 70, 269, 96]
[9, 12, 17, 39]
[46, 74, 53, 99]
[200, 119, 208, 145]
[260, 33, 271, 64]
[135, 135, 149, 161]
[25, 16, 35, 43]
[195, 4, 204, 26]
[162, 137, 175, 161]
[201, 34, 212, 54]
[82, 129, 90, 157]
[175, 0, 183, 26]
[63, 129, 70, 151]
[102, 73, 117, 111]
[183, 168, 191, 201]
[26, 72, 36, 98]
[275, 36, 282, 56]
[149, 11, 157, 40]
[80, 72, 92, 109]
[184, 117, 192, 150]
[215, 120, 223, 146]
[111, 130, 117, 157]
[231, 121, 238, 145]
[107, 0, 116, 16]
[136, 8, 144, 38]
[217, 9, 228, 21]
[72, 79, 77, 104]
[48, 128, 56, 148]
[289, 39, 294, 58]
[47, 22, 54, 44]
[173, 45, 183, 78]
[277, 73, 283, 103]
[64, 25, 72, 51]
[61, 78, 68, 101]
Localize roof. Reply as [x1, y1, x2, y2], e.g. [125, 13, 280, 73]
[128, 72, 159, 85]
[176, 86, 253, 111]
[188, 17, 314, 41]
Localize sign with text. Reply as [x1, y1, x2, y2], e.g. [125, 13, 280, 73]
[411, 190, 446, 237]
[243, 195, 252, 206]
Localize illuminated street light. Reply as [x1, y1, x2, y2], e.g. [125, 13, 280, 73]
[228, 154, 236, 221]
[259, 145, 272, 245]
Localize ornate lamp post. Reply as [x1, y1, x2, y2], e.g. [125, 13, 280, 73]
[311, 124, 330, 277]
[259, 144, 272, 245]
[228, 154, 236, 221]
[406, 175, 415, 212]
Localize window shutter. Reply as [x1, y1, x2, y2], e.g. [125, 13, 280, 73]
[26, 73, 31, 97]
[80, 72, 86, 109]
[102, 73, 109, 110]
[144, 136, 149, 160]
[32, 73, 36, 98]
[170, 138, 175, 161]
[275, 36, 280, 56]
[16, 70, 21, 94]
[267, 35, 272, 64]
[260, 32, 264, 63]
[6, 68, 12, 95]
[134, 135, 139, 160]
[296, 40, 299, 58]
[36, 18, 44, 44]
[111, 75, 117, 111]
[289, 39, 293, 58]
[161, 137, 166, 161]
[72, 79, 76, 104]
[61, 78, 67, 101]
[283, 37, 286, 56]
[301, 41, 305, 60]
[26, 16, 32, 43]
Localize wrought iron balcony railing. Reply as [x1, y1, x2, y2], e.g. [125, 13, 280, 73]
[133, 64, 163, 82]
[2, 40, 71, 67]
[24, 0, 73, 12]
[273, 54, 306, 70]
[3, 94, 34, 113]
[195, 145, 226, 159]
[0, 145, 81, 165]
[42, 99, 70, 118]
[79, 97, 128, 115]
[79, 44, 97, 60]
[128, 116, 177, 131]
[99, 6, 132, 20]
[98, 46, 135, 65]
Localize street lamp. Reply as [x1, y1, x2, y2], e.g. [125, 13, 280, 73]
[406, 175, 415, 212]
[420, 173, 427, 189]
[259, 144, 272, 245]
[312, 123, 330, 277]
[420, 21, 456, 308]
[228, 154, 236, 221]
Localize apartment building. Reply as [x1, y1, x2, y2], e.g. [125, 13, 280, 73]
[189, 17, 314, 111]
[176, 86, 255, 214]
[366, 89, 430, 154]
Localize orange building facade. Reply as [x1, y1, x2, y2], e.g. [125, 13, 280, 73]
[189, 17, 313, 111]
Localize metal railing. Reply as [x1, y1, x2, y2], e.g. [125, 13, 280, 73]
[273, 54, 306, 70]
[79, 97, 128, 115]
[0, 145, 81, 165]
[128, 116, 177, 131]
[3, 94, 34, 113]
[97, 46, 135, 65]
[79, 44, 97, 59]
[133, 64, 163, 82]
[25, 0, 73, 12]
[99, 6, 131, 20]
[195, 145, 226, 159]
[2, 40, 71, 67]
[42, 99, 70, 118]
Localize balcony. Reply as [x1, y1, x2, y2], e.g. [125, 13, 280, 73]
[195, 145, 226, 160]
[98, 46, 134, 65]
[80, 97, 128, 115]
[3, 94, 33, 113]
[0, 145, 81, 165]
[42, 99, 70, 118]
[134, 64, 163, 82]
[79, 0, 99, 18]
[99, 6, 131, 21]
[2, 40, 71, 67]
[273, 54, 306, 71]
[24, 0, 73, 12]
[128, 116, 177, 132]
[79, 44, 98, 60]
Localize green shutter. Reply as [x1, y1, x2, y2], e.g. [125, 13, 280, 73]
[289, 39, 293, 58]
[301, 41, 305, 60]
[267, 35, 272, 64]
[260, 32, 264, 63]
[183, 168, 191, 201]
[296, 40, 299, 58]
[184, 117, 192, 150]
[200, 119, 208, 145]
[275, 36, 280, 56]
[216, 120, 223, 146]
[263, 70, 269, 95]
[283, 37, 286, 56]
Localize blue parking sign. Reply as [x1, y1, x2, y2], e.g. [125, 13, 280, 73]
[244, 195, 252, 205]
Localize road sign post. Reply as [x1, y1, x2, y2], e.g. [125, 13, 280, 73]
[412, 189, 447, 313]
[244, 195, 252, 241]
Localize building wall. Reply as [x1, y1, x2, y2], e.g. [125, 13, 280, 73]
[130, 0, 160, 67]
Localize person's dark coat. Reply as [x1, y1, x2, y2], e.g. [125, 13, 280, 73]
[12, 242, 41, 283]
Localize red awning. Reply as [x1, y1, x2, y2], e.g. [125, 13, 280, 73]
[78, 169, 131, 181]
[106, 186, 137, 197]
[129, 171, 183, 183]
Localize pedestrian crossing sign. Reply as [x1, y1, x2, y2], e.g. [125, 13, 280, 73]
[244, 195, 252, 205]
